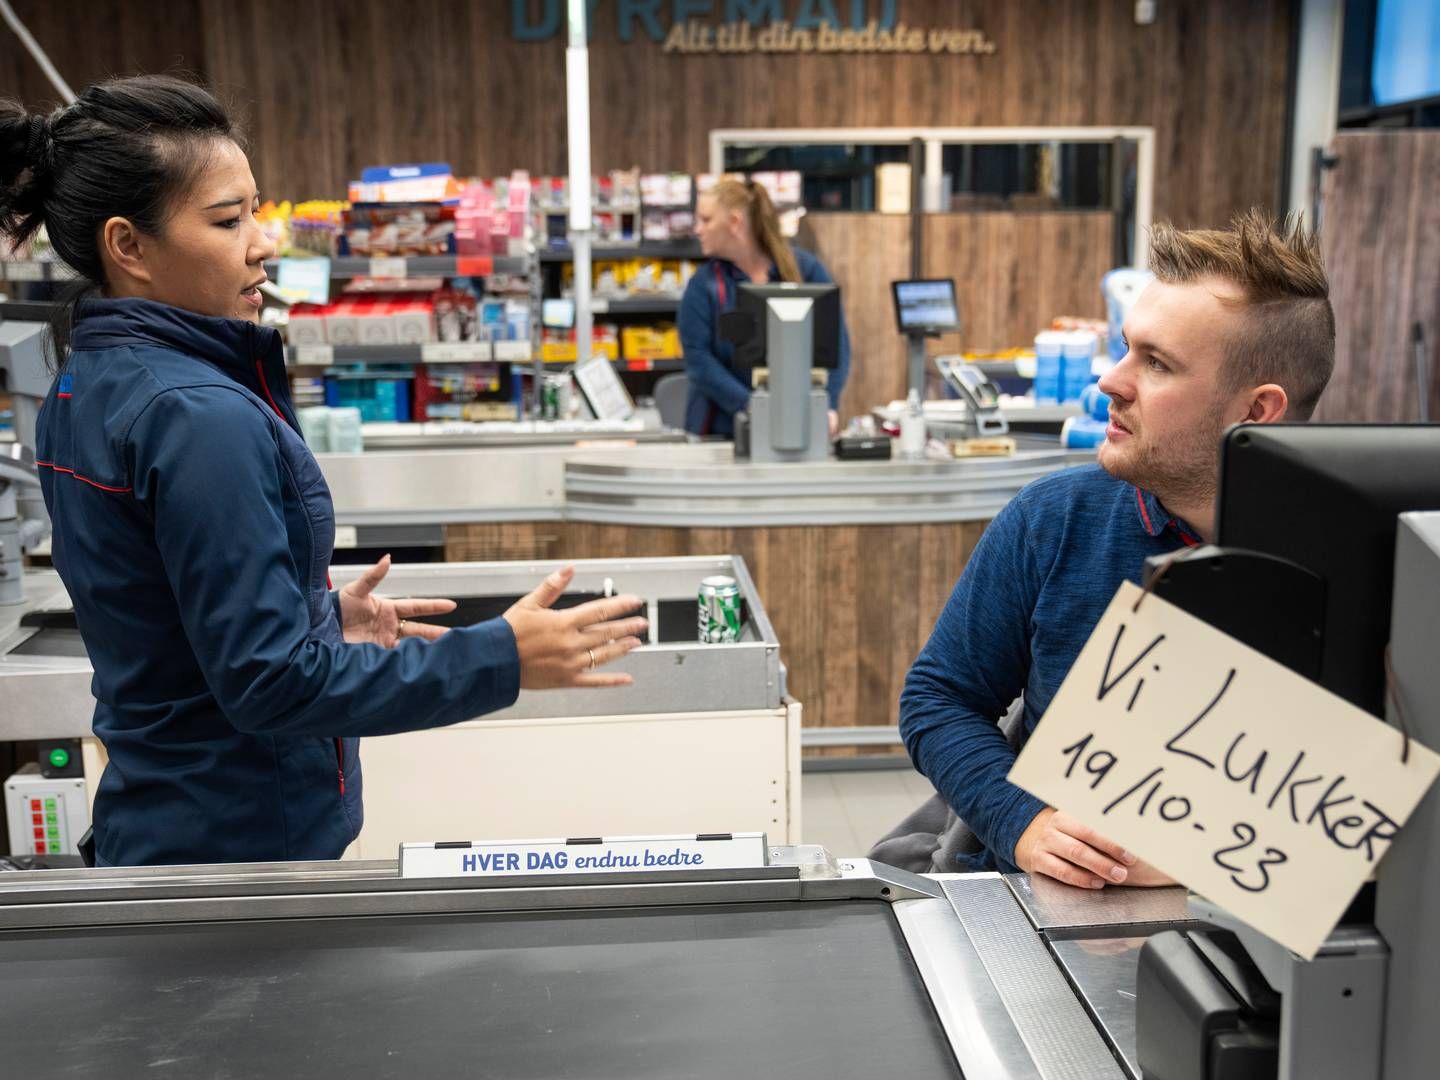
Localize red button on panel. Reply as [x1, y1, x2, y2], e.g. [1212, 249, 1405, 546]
[34, 827, 45, 840]
[30, 800, 42, 813]
[34, 842, 46, 854]
[32, 814, 43, 826]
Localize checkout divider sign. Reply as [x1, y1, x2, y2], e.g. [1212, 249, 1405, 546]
[399, 833, 768, 880]
[1008, 582, 1440, 960]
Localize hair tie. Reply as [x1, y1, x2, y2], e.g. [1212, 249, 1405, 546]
[25, 115, 49, 162]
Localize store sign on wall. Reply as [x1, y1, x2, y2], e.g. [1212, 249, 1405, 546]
[512, 0, 996, 55]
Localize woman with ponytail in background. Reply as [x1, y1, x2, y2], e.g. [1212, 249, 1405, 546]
[680, 178, 851, 437]
[0, 76, 646, 867]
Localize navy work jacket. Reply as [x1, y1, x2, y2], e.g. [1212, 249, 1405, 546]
[35, 298, 519, 866]
[677, 247, 852, 436]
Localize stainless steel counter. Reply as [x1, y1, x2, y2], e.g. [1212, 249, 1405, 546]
[564, 443, 1094, 527]
[0, 859, 1185, 1080]
[315, 442, 734, 529]
[315, 439, 1092, 532]
[0, 556, 783, 741]
[0, 571, 92, 741]
[358, 420, 687, 450]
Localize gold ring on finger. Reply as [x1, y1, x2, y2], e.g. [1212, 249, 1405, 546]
[587, 647, 596, 670]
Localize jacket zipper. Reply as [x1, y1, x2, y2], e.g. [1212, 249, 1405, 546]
[258, 336, 342, 776]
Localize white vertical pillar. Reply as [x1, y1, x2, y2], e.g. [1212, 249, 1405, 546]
[567, 0, 594, 368]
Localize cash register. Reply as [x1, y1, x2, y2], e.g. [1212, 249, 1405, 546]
[1136, 424, 1440, 1080]
[722, 282, 840, 464]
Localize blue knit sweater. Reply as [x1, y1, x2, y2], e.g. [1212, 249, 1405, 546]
[900, 463, 1198, 872]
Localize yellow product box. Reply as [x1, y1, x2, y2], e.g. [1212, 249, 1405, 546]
[540, 334, 619, 363]
[622, 323, 682, 361]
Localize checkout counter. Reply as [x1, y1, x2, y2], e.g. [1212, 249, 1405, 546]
[2, 513, 1437, 1079]
[0, 556, 803, 855]
[0, 850, 1189, 1079]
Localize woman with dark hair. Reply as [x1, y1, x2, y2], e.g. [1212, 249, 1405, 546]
[0, 76, 647, 867]
[678, 177, 852, 437]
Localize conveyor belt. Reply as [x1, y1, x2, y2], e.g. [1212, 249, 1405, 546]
[0, 899, 962, 1079]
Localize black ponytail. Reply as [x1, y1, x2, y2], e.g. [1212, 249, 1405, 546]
[0, 75, 242, 368]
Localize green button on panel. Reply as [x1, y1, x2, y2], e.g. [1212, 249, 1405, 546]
[48, 748, 71, 769]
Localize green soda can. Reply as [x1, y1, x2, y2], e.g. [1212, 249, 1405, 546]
[698, 575, 742, 643]
[540, 377, 561, 420]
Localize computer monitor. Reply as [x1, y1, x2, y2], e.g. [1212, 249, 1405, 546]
[1152, 424, 1440, 718]
[892, 279, 961, 334]
[721, 282, 840, 372]
[541, 298, 575, 330]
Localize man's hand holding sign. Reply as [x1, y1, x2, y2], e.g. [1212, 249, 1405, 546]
[1008, 581, 1440, 960]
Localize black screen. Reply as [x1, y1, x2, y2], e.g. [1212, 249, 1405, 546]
[1216, 424, 1440, 715]
[724, 282, 841, 371]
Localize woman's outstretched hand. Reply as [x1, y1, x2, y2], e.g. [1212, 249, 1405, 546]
[338, 554, 457, 647]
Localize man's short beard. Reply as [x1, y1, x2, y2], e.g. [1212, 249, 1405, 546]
[1100, 404, 1229, 513]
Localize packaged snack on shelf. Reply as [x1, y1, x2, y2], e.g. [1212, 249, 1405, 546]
[622, 323, 682, 361]
[479, 300, 506, 342]
[454, 180, 495, 256]
[347, 163, 461, 205]
[288, 304, 329, 346]
[392, 301, 435, 345]
[504, 298, 531, 341]
[324, 370, 411, 425]
[343, 203, 457, 257]
[289, 200, 347, 257]
[356, 301, 399, 346]
[325, 302, 360, 346]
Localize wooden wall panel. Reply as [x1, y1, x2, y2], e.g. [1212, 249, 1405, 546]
[2, 3, 1296, 231]
[5, 2, 1294, 410]
[0, 1, 205, 113]
[3, 2, 1293, 235]
[1315, 132, 1440, 423]
[922, 212, 1114, 349]
[446, 517, 993, 741]
[807, 214, 912, 421]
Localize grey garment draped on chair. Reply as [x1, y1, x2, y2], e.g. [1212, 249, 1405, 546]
[867, 698, 1027, 874]
[652, 372, 689, 430]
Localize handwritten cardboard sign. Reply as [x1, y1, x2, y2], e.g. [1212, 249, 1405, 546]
[1009, 582, 1440, 959]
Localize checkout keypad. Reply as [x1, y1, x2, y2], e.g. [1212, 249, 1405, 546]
[29, 796, 65, 855]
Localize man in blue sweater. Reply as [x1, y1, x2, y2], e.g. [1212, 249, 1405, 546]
[900, 210, 1336, 889]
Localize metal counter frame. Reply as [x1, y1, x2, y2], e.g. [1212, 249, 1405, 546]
[0, 556, 784, 738]
[0, 860, 1157, 1080]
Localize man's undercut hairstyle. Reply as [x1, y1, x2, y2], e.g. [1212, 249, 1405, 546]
[1149, 209, 1335, 420]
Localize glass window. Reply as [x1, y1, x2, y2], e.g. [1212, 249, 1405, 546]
[721, 143, 912, 212]
[938, 142, 1115, 211]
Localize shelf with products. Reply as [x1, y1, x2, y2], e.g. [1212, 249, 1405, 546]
[515, 358, 685, 374]
[538, 240, 702, 263]
[265, 254, 530, 280]
[587, 297, 681, 315]
[0, 260, 77, 283]
[285, 341, 534, 367]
